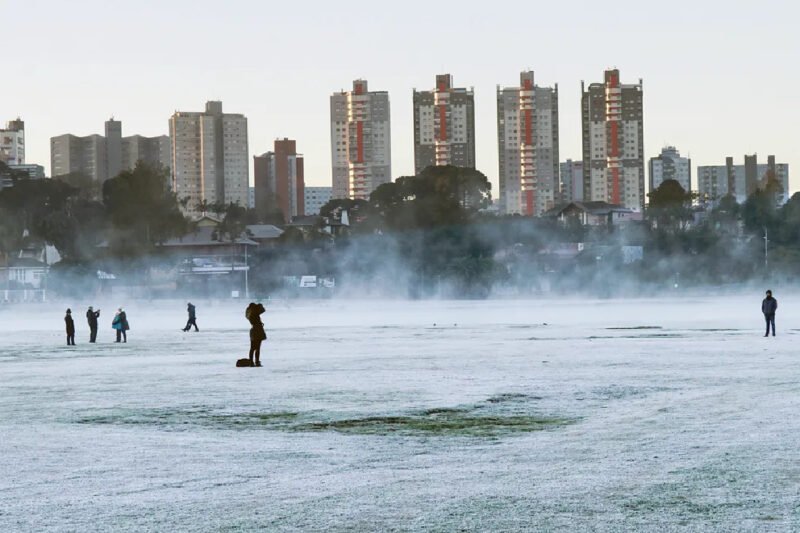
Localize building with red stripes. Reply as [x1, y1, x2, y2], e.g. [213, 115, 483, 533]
[581, 69, 644, 211]
[497, 71, 559, 216]
[330, 80, 391, 200]
[413, 74, 475, 174]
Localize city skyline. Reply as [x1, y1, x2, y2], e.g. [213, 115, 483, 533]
[3, 0, 799, 196]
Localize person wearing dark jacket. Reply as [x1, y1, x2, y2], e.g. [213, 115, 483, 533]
[245, 302, 266, 367]
[65, 309, 75, 345]
[112, 308, 130, 343]
[86, 306, 100, 343]
[183, 302, 199, 332]
[762, 290, 778, 337]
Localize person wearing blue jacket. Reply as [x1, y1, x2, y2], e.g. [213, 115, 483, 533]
[112, 308, 130, 343]
[762, 290, 778, 337]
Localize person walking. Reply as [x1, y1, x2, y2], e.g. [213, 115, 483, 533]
[762, 290, 778, 337]
[65, 309, 75, 346]
[86, 306, 100, 343]
[183, 302, 199, 332]
[245, 302, 266, 367]
[113, 308, 130, 343]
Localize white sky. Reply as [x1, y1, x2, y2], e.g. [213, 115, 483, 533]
[4, 0, 799, 195]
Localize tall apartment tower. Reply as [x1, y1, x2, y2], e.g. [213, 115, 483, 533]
[50, 134, 107, 181]
[105, 119, 122, 180]
[649, 146, 691, 193]
[581, 69, 644, 210]
[330, 80, 391, 200]
[0, 118, 25, 165]
[170, 101, 249, 214]
[560, 159, 584, 203]
[413, 74, 475, 174]
[497, 71, 559, 216]
[254, 138, 305, 223]
[51, 119, 169, 181]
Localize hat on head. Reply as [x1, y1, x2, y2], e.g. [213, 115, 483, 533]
[88, 306, 93, 310]
[66, 309, 71, 313]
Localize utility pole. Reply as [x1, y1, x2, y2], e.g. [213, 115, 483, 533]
[764, 227, 769, 270]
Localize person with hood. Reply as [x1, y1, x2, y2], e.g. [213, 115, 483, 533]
[762, 290, 778, 337]
[86, 306, 100, 343]
[65, 309, 75, 346]
[245, 302, 266, 367]
[112, 307, 130, 343]
[183, 302, 198, 332]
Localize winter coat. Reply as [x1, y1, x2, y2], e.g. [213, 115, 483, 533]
[246, 304, 266, 342]
[188, 304, 196, 319]
[762, 297, 778, 315]
[65, 315, 75, 335]
[112, 314, 123, 330]
[119, 311, 130, 331]
[86, 310, 99, 327]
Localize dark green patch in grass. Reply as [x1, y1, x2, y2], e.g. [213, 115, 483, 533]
[292, 413, 569, 437]
[72, 394, 572, 438]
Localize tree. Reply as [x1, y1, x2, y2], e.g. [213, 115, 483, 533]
[646, 179, 695, 231]
[102, 162, 189, 256]
[212, 202, 251, 243]
[369, 165, 492, 230]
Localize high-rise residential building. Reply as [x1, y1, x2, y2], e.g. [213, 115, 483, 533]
[50, 134, 107, 181]
[254, 138, 305, 222]
[413, 74, 475, 174]
[121, 135, 171, 173]
[0, 118, 25, 165]
[170, 101, 249, 214]
[304, 186, 333, 216]
[330, 80, 391, 200]
[560, 159, 584, 204]
[698, 155, 789, 204]
[497, 71, 559, 216]
[581, 69, 644, 210]
[649, 146, 691, 193]
[50, 119, 169, 181]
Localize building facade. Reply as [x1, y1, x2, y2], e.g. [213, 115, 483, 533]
[304, 186, 333, 216]
[0, 118, 25, 165]
[413, 74, 475, 174]
[50, 134, 107, 181]
[698, 155, 789, 204]
[581, 69, 645, 210]
[330, 80, 391, 200]
[51, 119, 169, 181]
[497, 71, 559, 216]
[560, 159, 584, 204]
[170, 101, 249, 214]
[254, 138, 305, 222]
[649, 146, 691, 193]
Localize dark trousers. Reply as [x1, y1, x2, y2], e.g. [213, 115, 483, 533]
[249, 339, 262, 364]
[765, 314, 776, 336]
[67, 334, 75, 345]
[183, 317, 198, 331]
[116, 329, 127, 342]
[89, 326, 97, 343]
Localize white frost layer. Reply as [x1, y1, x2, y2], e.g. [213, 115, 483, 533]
[0, 296, 797, 530]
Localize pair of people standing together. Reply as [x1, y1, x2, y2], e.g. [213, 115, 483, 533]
[64, 307, 129, 345]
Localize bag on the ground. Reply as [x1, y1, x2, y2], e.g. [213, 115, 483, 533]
[236, 358, 253, 367]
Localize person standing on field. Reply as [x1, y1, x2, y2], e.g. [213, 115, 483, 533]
[65, 309, 75, 346]
[762, 290, 778, 337]
[86, 306, 100, 343]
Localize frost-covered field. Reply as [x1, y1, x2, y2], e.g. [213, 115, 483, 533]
[1, 296, 799, 531]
